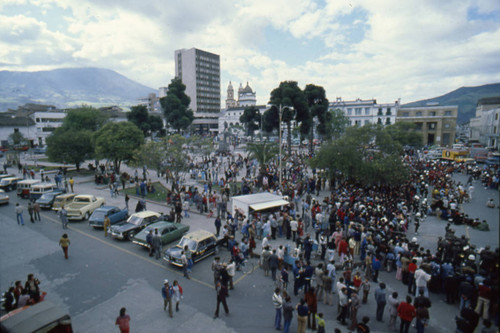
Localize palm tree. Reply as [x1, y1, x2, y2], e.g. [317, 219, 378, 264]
[246, 142, 279, 172]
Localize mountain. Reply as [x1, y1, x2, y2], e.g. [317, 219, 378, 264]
[0, 67, 156, 111]
[402, 83, 500, 124]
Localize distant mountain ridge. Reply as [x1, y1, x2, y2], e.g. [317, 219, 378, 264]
[402, 83, 500, 124]
[0, 67, 156, 111]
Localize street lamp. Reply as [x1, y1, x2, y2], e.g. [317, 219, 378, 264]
[275, 104, 293, 189]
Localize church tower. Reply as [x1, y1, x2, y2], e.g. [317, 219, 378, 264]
[226, 81, 237, 108]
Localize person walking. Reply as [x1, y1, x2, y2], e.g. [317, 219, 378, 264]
[59, 205, 68, 229]
[272, 287, 283, 330]
[305, 286, 317, 330]
[269, 249, 279, 281]
[214, 281, 229, 318]
[59, 233, 70, 259]
[375, 282, 387, 322]
[296, 298, 309, 333]
[125, 194, 130, 211]
[33, 201, 41, 221]
[348, 290, 361, 331]
[152, 228, 162, 260]
[181, 251, 190, 279]
[28, 202, 35, 223]
[415, 303, 429, 333]
[283, 295, 294, 333]
[115, 307, 131, 333]
[336, 287, 349, 325]
[388, 291, 400, 331]
[103, 216, 111, 237]
[15, 203, 25, 225]
[172, 280, 183, 312]
[162, 279, 174, 318]
[397, 295, 416, 333]
[69, 177, 74, 192]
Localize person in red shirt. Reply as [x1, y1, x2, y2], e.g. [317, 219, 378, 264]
[338, 238, 348, 263]
[115, 307, 131, 333]
[397, 296, 416, 333]
[407, 259, 418, 295]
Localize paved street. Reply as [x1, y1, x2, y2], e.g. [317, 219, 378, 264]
[0, 157, 498, 333]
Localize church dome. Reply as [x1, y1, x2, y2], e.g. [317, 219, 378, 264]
[241, 82, 253, 94]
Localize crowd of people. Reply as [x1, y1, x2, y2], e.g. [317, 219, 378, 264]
[2, 274, 45, 312]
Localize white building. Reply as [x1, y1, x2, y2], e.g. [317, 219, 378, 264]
[218, 105, 268, 134]
[329, 97, 399, 126]
[225, 81, 257, 108]
[469, 97, 500, 149]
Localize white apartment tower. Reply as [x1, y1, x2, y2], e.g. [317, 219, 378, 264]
[174, 48, 221, 113]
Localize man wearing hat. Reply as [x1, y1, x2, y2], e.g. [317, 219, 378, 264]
[162, 279, 174, 317]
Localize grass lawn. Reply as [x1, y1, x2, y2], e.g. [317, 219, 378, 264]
[123, 181, 168, 203]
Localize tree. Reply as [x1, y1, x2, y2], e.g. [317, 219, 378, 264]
[45, 106, 108, 171]
[46, 129, 94, 171]
[325, 108, 350, 141]
[8, 130, 27, 146]
[127, 105, 164, 137]
[310, 124, 409, 185]
[266, 81, 308, 155]
[304, 84, 329, 152]
[239, 106, 262, 139]
[130, 140, 166, 176]
[94, 122, 144, 173]
[246, 141, 279, 172]
[385, 122, 423, 148]
[160, 78, 194, 132]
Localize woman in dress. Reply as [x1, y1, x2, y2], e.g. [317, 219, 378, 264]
[172, 280, 183, 312]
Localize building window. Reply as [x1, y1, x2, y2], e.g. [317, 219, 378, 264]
[385, 118, 391, 125]
[495, 113, 498, 120]
[377, 118, 382, 124]
[378, 108, 383, 116]
[444, 123, 450, 129]
[355, 120, 361, 126]
[403, 112, 409, 117]
[429, 111, 436, 117]
[347, 108, 352, 115]
[355, 108, 362, 115]
[365, 108, 370, 115]
[416, 111, 422, 117]
[364, 120, 370, 125]
[445, 111, 452, 116]
[428, 122, 437, 130]
[386, 107, 391, 116]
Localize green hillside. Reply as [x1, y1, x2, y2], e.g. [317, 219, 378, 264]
[403, 83, 500, 124]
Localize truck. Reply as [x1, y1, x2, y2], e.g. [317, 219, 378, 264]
[65, 194, 105, 220]
[441, 148, 469, 161]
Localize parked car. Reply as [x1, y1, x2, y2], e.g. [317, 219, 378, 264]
[0, 176, 22, 192]
[16, 179, 41, 198]
[132, 221, 189, 248]
[35, 190, 65, 209]
[89, 206, 128, 228]
[110, 211, 161, 241]
[65, 194, 105, 220]
[52, 193, 77, 211]
[0, 189, 9, 205]
[29, 183, 58, 200]
[163, 230, 220, 267]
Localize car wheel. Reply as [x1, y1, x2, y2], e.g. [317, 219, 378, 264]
[127, 231, 136, 241]
[84, 212, 90, 220]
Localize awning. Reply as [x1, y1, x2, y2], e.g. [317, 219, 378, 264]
[250, 199, 289, 211]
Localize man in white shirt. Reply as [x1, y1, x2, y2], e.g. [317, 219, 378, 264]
[290, 219, 298, 241]
[414, 267, 431, 297]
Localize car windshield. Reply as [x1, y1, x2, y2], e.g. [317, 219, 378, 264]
[91, 211, 106, 220]
[40, 193, 54, 200]
[0, 180, 8, 185]
[128, 216, 143, 226]
[178, 237, 197, 251]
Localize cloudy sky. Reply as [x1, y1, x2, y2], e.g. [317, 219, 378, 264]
[1, 0, 499, 105]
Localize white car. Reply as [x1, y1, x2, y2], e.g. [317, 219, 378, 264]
[0, 189, 9, 205]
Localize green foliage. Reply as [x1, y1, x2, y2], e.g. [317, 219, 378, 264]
[386, 122, 423, 148]
[246, 142, 279, 169]
[8, 131, 27, 145]
[45, 106, 108, 170]
[46, 128, 94, 171]
[304, 84, 329, 151]
[239, 106, 262, 138]
[163, 134, 192, 177]
[127, 105, 164, 137]
[94, 122, 144, 172]
[63, 106, 109, 131]
[311, 124, 409, 185]
[188, 135, 213, 157]
[130, 140, 166, 174]
[160, 78, 194, 132]
[325, 108, 349, 140]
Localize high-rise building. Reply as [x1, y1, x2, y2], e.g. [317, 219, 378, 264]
[174, 48, 221, 114]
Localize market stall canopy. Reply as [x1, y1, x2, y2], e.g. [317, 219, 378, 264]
[231, 192, 289, 216]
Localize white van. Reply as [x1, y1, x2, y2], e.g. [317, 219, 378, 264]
[16, 179, 41, 199]
[30, 183, 59, 200]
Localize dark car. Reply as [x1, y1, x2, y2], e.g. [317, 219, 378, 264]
[132, 221, 190, 248]
[35, 190, 65, 209]
[110, 211, 160, 240]
[163, 230, 219, 267]
[89, 205, 129, 228]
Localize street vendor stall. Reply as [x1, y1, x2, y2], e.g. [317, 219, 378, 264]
[230, 192, 289, 217]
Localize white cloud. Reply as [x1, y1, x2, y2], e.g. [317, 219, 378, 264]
[0, 0, 498, 108]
